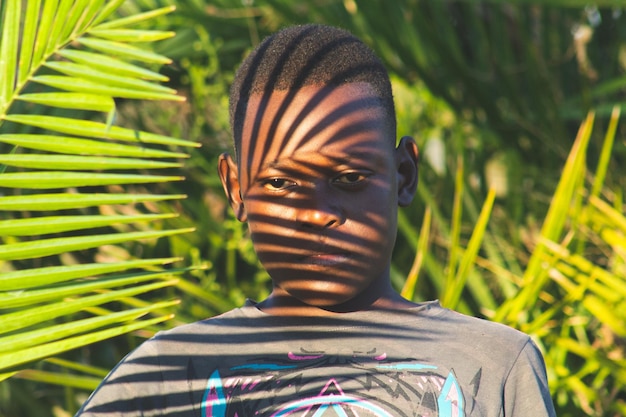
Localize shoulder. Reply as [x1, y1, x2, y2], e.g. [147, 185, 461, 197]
[147, 305, 258, 349]
[426, 302, 531, 342]
[413, 302, 539, 369]
[158, 305, 250, 334]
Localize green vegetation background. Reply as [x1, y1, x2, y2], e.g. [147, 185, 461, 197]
[1, 1, 625, 416]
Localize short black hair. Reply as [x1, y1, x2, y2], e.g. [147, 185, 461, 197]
[229, 24, 396, 157]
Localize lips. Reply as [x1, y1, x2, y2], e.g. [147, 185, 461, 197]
[300, 252, 350, 266]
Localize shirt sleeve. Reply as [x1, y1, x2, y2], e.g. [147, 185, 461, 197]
[503, 339, 556, 417]
[74, 340, 168, 417]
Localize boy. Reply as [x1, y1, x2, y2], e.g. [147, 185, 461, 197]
[76, 24, 556, 416]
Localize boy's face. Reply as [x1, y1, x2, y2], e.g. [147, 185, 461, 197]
[219, 82, 418, 311]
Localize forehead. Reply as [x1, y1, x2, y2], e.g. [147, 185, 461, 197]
[239, 83, 392, 174]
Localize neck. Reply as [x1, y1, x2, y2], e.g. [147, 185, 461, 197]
[257, 279, 418, 317]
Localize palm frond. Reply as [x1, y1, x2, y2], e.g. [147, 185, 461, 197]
[0, 1, 196, 376]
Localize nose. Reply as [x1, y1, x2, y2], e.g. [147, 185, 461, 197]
[298, 208, 343, 228]
[296, 190, 345, 229]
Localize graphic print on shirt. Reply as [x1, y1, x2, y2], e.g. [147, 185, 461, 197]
[201, 348, 473, 417]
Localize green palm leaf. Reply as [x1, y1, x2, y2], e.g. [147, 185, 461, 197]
[0, 1, 196, 378]
[4, 114, 197, 146]
[0, 134, 189, 157]
[0, 193, 185, 210]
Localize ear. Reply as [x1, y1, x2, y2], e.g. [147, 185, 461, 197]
[395, 136, 419, 207]
[218, 153, 247, 222]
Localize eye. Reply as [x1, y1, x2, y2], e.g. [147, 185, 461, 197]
[262, 178, 296, 191]
[333, 171, 370, 185]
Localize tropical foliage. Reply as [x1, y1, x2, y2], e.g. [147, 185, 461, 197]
[1, 1, 625, 416]
[0, 0, 197, 388]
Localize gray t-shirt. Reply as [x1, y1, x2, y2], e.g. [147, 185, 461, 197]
[76, 300, 555, 416]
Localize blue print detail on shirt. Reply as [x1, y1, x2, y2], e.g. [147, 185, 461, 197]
[201, 350, 469, 416]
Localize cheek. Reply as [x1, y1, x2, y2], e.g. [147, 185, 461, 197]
[363, 212, 397, 251]
[245, 200, 294, 231]
[244, 200, 301, 256]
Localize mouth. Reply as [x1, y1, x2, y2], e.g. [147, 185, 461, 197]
[299, 252, 351, 266]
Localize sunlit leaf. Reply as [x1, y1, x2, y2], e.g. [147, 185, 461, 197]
[16, 92, 115, 112]
[0, 258, 180, 291]
[89, 28, 175, 42]
[0, 315, 173, 372]
[0, 193, 185, 211]
[1, 171, 182, 189]
[14, 369, 103, 390]
[93, 5, 176, 30]
[401, 207, 431, 300]
[77, 37, 171, 64]
[45, 60, 176, 94]
[4, 114, 198, 147]
[32, 75, 182, 101]
[443, 189, 496, 310]
[0, 273, 184, 309]
[58, 49, 168, 81]
[90, 0, 128, 27]
[0, 134, 188, 158]
[0, 228, 194, 261]
[45, 0, 74, 57]
[0, 280, 178, 336]
[0, 154, 180, 170]
[0, 0, 20, 113]
[0, 213, 176, 236]
[17, 0, 40, 86]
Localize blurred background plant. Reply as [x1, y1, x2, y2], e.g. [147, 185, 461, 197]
[1, 0, 625, 416]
